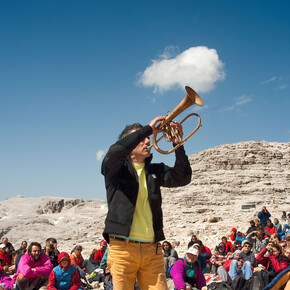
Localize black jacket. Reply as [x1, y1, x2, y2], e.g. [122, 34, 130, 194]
[101, 125, 192, 242]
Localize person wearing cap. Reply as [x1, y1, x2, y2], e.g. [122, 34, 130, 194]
[190, 243, 206, 274]
[101, 118, 192, 290]
[0, 258, 13, 290]
[13, 241, 52, 290]
[258, 206, 271, 227]
[210, 243, 231, 274]
[69, 245, 97, 278]
[1, 238, 14, 257]
[47, 252, 81, 290]
[169, 247, 206, 290]
[229, 249, 253, 282]
[230, 228, 237, 242]
[0, 245, 12, 274]
[282, 211, 290, 234]
[93, 240, 108, 267]
[216, 250, 242, 283]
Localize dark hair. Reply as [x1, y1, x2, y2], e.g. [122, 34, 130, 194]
[191, 235, 197, 240]
[162, 240, 172, 250]
[46, 238, 57, 244]
[28, 242, 42, 254]
[119, 123, 143, 140]
[244, 242, 252, 248]
[71, 245, 82, 254]
[196, 240, 203, 246]
[272, 244, 282, 254]
[222, 236, 227, 241]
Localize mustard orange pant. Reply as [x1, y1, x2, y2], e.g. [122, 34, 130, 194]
[107, 239, 168, 290]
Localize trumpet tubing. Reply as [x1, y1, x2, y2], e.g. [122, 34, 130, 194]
[152, 86, 203, 154]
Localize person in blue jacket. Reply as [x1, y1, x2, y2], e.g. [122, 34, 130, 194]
[258, 206, 271, 227]
[47, 252, 81, 290]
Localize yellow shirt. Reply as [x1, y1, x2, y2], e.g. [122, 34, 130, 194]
[129, 162, 154, 241]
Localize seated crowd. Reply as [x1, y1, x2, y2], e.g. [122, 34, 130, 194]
[0, 207, 289, 290]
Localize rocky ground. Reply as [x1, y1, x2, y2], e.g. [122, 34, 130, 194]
[1, 140, 289, 288]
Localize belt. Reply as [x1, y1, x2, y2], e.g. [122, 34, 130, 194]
[110, 236, 155, 244]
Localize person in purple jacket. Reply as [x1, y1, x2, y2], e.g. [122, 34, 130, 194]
[169, 246, 206, 290]
[0, 258, 13, 290]
[13, 242, 52, 290]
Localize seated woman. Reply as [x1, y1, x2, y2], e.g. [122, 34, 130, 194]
[162, 240, 178, 275]
[233, 230, 246, 251]
[255, 244, 288, 288]
[246, 220, 257, 235]
[187, 235, 198, 249]
[88, 249, 99, 267]
[93, 240, 107, 267]
[273, 218, 283, 234]
[230, 228, 237, 242]
[69, 245, 96, 278]
[169, 247, 206, 290]
[265, 219, 277, 238]
[221, 236, 233, 253]
[47, 252, 81, 290]
[210, 243, 231, 274]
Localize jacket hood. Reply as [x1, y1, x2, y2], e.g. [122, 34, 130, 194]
[58, 252, 71, 270]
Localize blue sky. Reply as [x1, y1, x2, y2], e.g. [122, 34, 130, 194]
[1, 0, 289, 201]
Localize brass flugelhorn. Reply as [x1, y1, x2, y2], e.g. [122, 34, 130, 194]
[151, 86, 203, 154]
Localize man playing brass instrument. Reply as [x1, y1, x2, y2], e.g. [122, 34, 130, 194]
[101, 116, 192, 289]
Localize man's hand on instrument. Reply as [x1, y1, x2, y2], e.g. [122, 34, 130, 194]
[149, 116, 165, 135]
[170, 121, 183, 143]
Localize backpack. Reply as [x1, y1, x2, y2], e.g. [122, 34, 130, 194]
[207, 281, 233, 290]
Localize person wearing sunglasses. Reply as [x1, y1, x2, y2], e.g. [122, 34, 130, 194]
[240, 242, 256, 267]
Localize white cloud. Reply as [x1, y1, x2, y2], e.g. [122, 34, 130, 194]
[262, 76, 277, 84]
[192, 104, 209, 112]
[138, 46, 225, 93]
[96, 150, 105, 161]
[277, 84, 287, 90]
[146, 96, 156, 104]
[219, 95, 252, 112]
[236, 95, 252, 106]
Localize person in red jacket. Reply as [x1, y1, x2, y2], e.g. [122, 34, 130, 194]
[265, 219, 277, 238]
[256, 243, 288, 284]
[0, 245, 10, 270]
[93, 240, 108, 266]
[221, 237, 233, 253]
[230, 228, 237, 242]
[0, 244, 13, 274]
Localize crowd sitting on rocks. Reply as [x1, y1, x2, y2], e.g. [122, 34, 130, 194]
[0, 207, 289, 290]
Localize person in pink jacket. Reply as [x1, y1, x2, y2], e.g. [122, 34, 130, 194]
[0, 258, 13, 290]
[13, 242, 52, 290]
